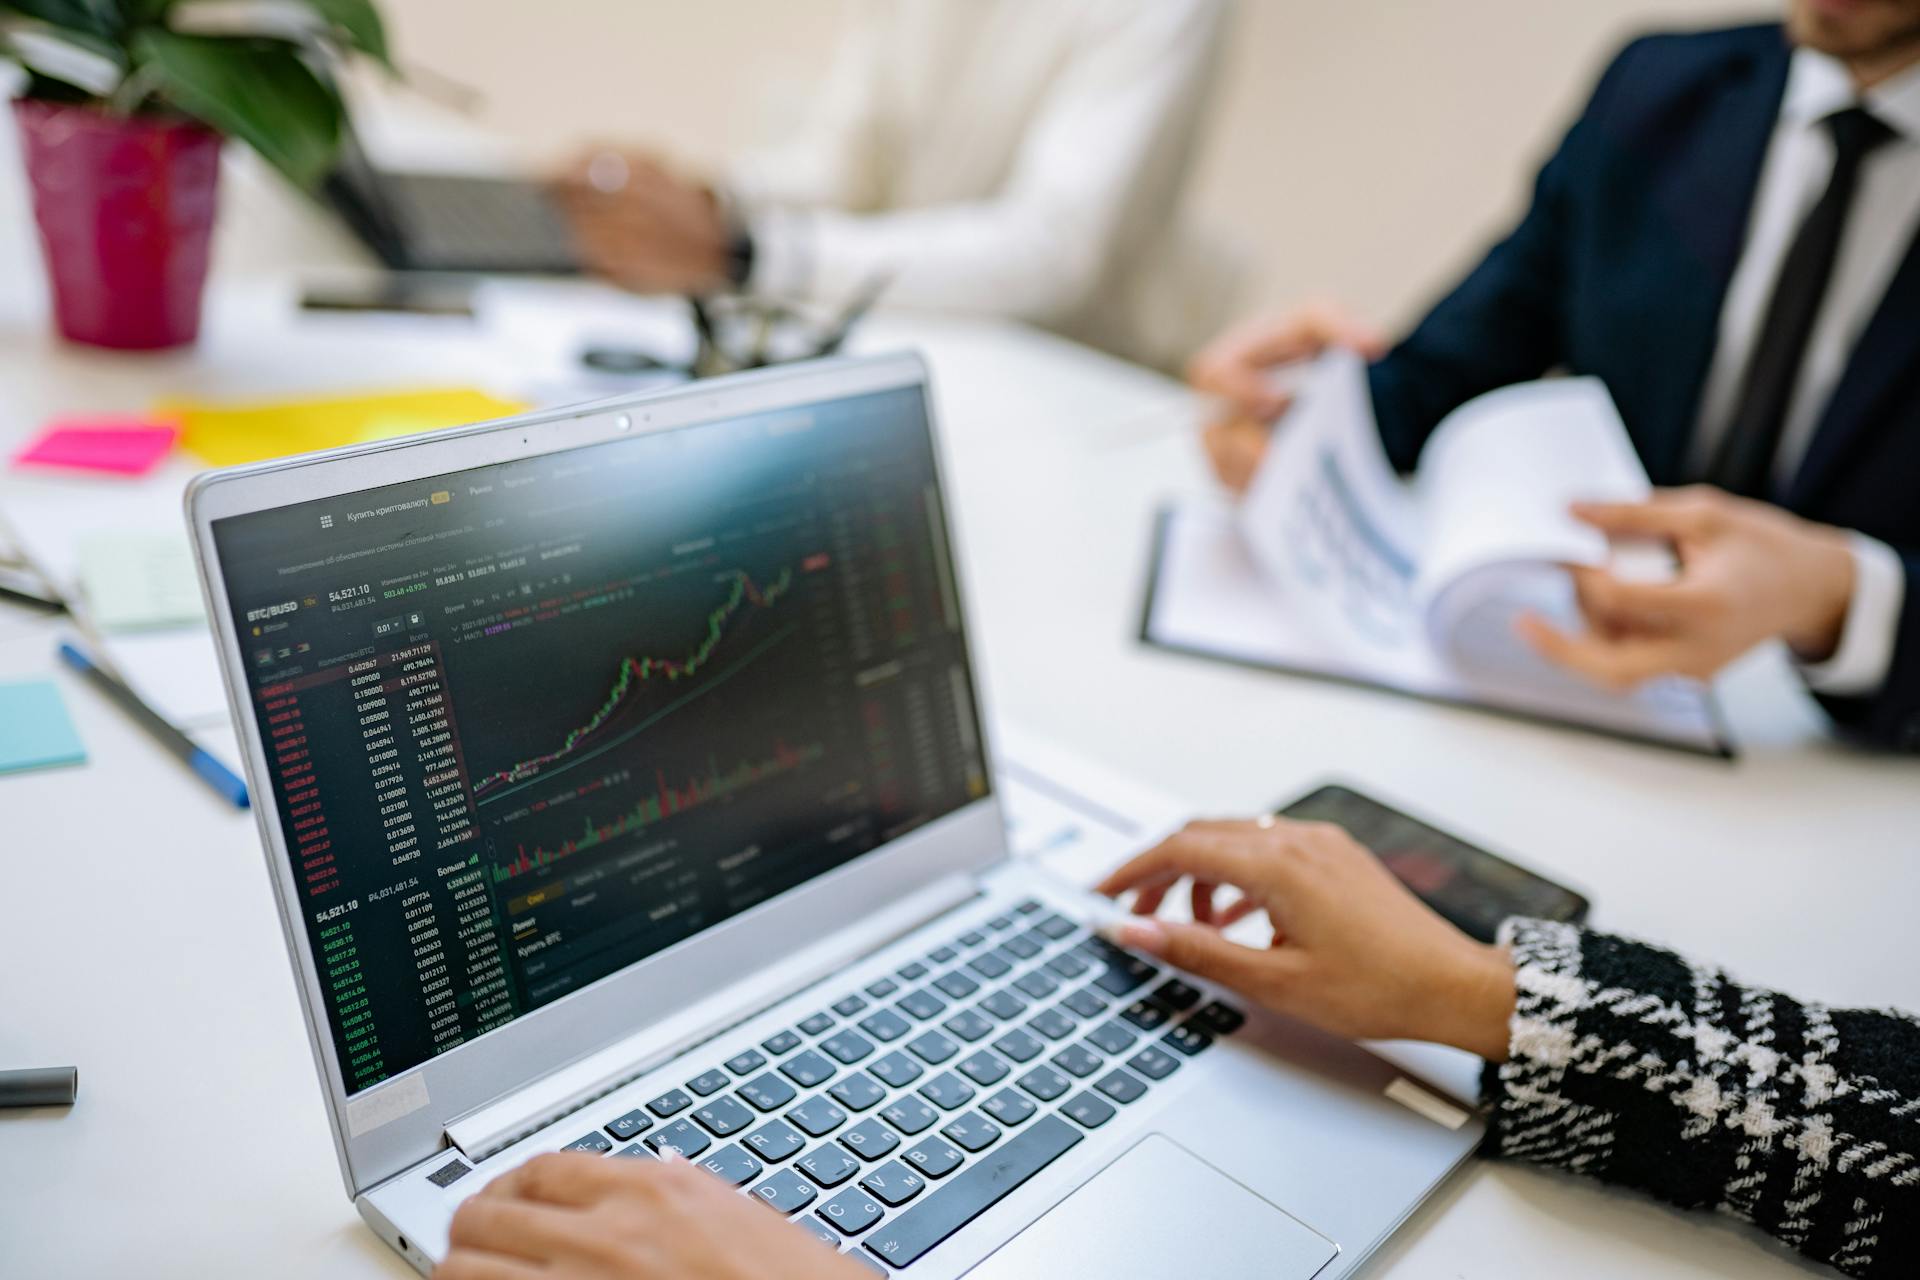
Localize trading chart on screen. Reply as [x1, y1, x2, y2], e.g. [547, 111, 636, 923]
[214, 388, 987, 1092]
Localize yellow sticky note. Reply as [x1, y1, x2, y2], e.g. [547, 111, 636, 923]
[164, 388, 528, 468]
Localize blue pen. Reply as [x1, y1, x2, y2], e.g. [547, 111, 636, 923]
[57, 640, 249, 810]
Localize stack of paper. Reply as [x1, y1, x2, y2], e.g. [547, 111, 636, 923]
[1142, 351, 1728, 755]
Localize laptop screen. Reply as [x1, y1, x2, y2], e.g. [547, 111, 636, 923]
[211, 386, 990, 1095]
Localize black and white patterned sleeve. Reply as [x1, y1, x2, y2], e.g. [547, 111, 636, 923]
[1480, 918, 1920, 1278]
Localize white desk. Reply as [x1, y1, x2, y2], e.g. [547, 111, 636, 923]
[1, 137, 1915, 1280]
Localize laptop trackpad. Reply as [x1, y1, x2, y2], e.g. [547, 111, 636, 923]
[967, 1133, 1339, 1280]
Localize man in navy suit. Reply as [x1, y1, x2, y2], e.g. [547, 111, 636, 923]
[1193, 0, 1920, 749]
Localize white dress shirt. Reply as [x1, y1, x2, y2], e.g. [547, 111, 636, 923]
[725, 0, 1239, 371]
[1689, 48, 1920, 695]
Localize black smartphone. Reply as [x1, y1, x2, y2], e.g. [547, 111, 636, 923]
[1277, 783, 1589, 943]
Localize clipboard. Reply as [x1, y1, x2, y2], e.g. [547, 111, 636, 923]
[1137, 506, 1735, 760]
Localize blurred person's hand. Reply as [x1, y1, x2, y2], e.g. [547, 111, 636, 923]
[1517, 486, 1858, 688]
[440, 1149, 868, 1280]
[1096, 818, 1515, 1061]
[1199, 417, 1273, 496]
[1187, 304, 1387, 495]
[553, 149, 733, 295]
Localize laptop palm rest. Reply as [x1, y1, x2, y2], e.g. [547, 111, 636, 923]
[966, 1133, 1339, 1280]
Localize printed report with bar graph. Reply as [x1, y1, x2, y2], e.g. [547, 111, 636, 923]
[1143, 351, 1729, 756]
[210, 388, 988, 1094]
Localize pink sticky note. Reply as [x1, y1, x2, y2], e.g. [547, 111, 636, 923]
[12, 418, 181, 476]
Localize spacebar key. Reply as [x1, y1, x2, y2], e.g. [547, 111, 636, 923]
[862, 1113, 1082, 1268]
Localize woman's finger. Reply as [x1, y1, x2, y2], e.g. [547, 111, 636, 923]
[1098, 826, 1300, 908]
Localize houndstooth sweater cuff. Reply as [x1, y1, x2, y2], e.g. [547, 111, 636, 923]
[1479, 918, 1920, 1277]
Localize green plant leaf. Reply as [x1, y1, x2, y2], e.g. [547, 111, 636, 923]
[19, 69, 98, 101]
[1, 0, 118, 40]
[132, 30, 343, 188]
[2, 23, 127, 93]
[157, 0, 390, 66]
[296, 0, 386, 64]
[125, 0, 179, 25]
[0, 13, 126, 61]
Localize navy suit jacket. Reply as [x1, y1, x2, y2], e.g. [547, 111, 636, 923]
[1368, 24, 1920, 750]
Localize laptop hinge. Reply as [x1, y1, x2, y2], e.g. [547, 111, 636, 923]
[444, 871, 977, 1163]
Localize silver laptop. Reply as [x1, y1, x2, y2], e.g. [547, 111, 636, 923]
[186, 353, 1481, 1278]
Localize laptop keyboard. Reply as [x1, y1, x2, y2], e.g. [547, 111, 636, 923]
[546, 898, 1245, 1271]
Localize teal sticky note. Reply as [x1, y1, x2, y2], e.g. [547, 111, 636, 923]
[0, 680, 88, 775]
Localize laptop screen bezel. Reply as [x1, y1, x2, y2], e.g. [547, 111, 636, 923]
[186, 353, 1009, 1197]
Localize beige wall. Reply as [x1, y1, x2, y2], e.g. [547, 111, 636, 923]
[380, 0, 1766, 337]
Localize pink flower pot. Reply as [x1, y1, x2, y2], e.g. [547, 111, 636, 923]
[13, 99, 221, 350]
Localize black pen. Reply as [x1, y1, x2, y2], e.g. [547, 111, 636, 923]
[0, 1066, 78, 1108]
[0, 572, 65, 614]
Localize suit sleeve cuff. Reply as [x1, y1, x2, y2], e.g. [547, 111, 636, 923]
[1798, 534, 1906, 697]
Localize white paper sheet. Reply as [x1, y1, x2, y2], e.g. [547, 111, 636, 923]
[1412, 374, 1641, 598]
[1147, 504, 1725, 753]
[1240, 349, 1427, 664]
[1239, 350, 1666, 666]
[98, 627, 234, 730]
[1173, 351, 1725, 751]
[993, 721, 1188, 888]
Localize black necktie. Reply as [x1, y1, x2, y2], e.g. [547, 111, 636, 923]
[1707, 106, 1897, 498]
